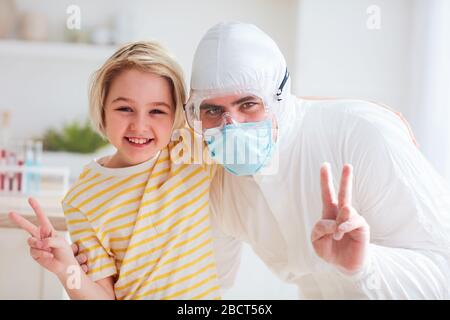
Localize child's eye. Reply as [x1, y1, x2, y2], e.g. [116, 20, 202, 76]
[149, 109, 166, 115]
[116, 106, 132, 112]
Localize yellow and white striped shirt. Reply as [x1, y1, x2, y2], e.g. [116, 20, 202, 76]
[62, 142, 220, 300]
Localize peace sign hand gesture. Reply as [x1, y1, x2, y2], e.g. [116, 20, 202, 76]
[311, 163, 370, 274]
[9, 198, 79, 277]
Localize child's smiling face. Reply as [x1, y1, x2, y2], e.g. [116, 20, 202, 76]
[103, 68, 175, 168]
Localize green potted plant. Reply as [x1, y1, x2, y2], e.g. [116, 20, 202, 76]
[43, 119, 109, 154]
[40, 119, 112, 182]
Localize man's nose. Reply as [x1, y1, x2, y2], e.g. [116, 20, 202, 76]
[223, 111, 244, 125]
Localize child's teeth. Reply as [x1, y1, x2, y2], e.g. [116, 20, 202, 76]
[129, 138, 148, 144]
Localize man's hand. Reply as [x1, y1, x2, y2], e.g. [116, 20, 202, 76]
[311, 163, 370, 274]
[71, 243, 89, 273]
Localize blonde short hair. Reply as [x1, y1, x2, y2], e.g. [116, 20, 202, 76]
[89, 41, 186, 138]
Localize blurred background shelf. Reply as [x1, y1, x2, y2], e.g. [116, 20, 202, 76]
[0, 39, 117, 60]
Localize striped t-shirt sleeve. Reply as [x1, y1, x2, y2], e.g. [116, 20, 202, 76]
[63, 203, 117, 282]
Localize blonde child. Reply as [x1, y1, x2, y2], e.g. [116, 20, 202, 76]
[9, 42, 221, 300]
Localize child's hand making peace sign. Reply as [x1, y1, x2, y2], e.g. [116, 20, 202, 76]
[9, 198, 80, 277]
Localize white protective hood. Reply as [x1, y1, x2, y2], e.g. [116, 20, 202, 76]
[189, 22, 297, 137]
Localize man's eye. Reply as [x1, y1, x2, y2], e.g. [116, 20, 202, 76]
[205, 107, 222, 116]
[241, 102, 257, 109]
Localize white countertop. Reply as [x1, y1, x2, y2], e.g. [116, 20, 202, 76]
[0, 194, 67, 231]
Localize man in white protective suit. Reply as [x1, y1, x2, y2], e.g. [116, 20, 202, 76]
[183, 21, 450, 299]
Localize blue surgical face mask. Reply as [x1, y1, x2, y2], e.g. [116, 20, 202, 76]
[203, 119, 275, 176]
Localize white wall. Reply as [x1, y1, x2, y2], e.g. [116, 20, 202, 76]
[293, 0, 450, 180]
[408, 0, 450, 179]
[0, 51, 107, 141]
[294, 0, 414, 115]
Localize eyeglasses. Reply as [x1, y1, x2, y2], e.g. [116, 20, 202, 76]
[185, 68, 290, 134]
[185, 94, 271, 133]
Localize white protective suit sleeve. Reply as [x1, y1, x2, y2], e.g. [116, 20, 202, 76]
[209, 167, 243, 291]
[336, 105, 450, 299]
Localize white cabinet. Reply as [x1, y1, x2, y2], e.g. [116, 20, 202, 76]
[0, 228, 66, 299]
[0, 195, 68, 299]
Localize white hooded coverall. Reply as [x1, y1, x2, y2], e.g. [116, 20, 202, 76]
[190, 22, 450, 299]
